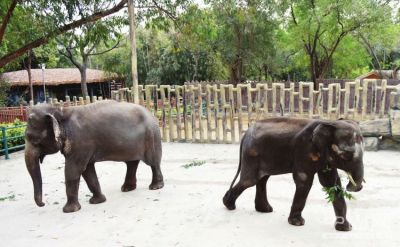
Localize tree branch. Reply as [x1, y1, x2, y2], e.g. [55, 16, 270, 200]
[0, 0, 19, 44]
[0, 0, 128, 68]
[59, 47, 83, 70]
[90, 39, 121, 56]
[290, 4, 298, 25]
[358, 33, 382, 70]
[150, 0, 177, 21]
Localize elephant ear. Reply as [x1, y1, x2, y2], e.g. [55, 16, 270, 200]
[311, 123, 336, 153]
[45, 113, 62, 148]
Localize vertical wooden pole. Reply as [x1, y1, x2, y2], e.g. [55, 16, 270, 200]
[128, 0, 139, 104]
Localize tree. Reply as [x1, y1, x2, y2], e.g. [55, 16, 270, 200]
[288, 0, 391, 87]
[206, 0, 278, 85]
[57, 18, 123, 97]
[0, 0, 128, 69]
[355, 22, 400, 72]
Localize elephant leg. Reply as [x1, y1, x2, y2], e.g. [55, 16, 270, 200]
[255, 175, 273, 213]
[288, 171, 314, 226]
[318, 169, 352, 231]
[145, 153, 164, 190]
[149, 165, 164, 190]
[121, 160, 139, 192]
[82, 162, 106, 204]
[223, 178, 257, 210]
[63, 160, 86, 213]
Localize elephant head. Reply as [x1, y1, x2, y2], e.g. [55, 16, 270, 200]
[311, 119, 364, 192]
[25, 104, 63, 207]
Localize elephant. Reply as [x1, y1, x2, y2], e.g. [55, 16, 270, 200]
[222, 117, 364, 231]
[24, 100, 164, 213]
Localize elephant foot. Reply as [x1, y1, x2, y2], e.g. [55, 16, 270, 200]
[63, 201, 81, 213]
[89, 194, 106, 204]
[255, 202, 273, 213]
[288, 215, 305, 226]
[121, 183, 137, 192]
[335, 218, 352, 231]
[149, 180, 164, 190]
[223, 191, 236, 210]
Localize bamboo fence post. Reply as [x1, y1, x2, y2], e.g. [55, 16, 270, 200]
[361, 80, 369, 120]
[379, 80, 387, 118]
[214, 85, 221, 143]
[189, 85, 196, 142]
[299, 82, 304, 117]
[206, 85, 213, 142]
[175, 86, 183, 142]
[237, 84, 245, 138]
[289, 82, 295, 116]
[229, 84, 236, 143]
[183, 85, 190, 142]
[198, 85, 206, 143]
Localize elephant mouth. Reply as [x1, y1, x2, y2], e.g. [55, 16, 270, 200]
[345, 172, 363, 192]
[346, 182, 363, 192]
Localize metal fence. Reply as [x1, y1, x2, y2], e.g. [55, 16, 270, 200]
[0, 124, 27, 160]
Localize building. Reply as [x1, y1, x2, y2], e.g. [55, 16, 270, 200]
[0, 68, 122, 105]
[356, 69, 400, 80]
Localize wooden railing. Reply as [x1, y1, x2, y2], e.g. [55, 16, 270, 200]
[0, 106, 28, 123]
[111, 80, 400, 143]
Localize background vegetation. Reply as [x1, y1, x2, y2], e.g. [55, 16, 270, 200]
[0, 119, 26, 153]
[1, 0, 400, 87]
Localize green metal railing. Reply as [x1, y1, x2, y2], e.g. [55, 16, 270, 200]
[1, 124, 26, 160]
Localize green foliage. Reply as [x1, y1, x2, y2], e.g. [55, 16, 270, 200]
[0, 194, 15, 202]
[332, 36, 371, 78]
[182, 160, 206, 169]
[2, 0, 400, 85]
[0, 119, 26, 152]
[323, 185, 355, 203]
[0, 79, 10, 107]
[285, 0, 396, 81]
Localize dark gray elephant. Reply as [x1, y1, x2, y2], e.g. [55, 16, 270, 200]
[25, 100, 164, 213]
[223, 118, 364, 231]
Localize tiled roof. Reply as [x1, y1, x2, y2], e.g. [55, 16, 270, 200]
[0, 68, 117, 86]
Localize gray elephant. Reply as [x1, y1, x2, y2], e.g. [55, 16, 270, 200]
[25, 100, 164, 213]
[223, 118, 364, 231]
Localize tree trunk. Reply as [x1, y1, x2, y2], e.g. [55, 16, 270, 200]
[80, 68, 89, 98]
[309, 54, 319, 90]
[128, 0, 139, 103]
[23, 50, 34, 103]
[80, 56, 89, 98]
[230, 55, 242, 86]
[192, 52, 199, 81]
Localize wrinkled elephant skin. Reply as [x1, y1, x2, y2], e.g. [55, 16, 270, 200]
[24, 100, 164, 213]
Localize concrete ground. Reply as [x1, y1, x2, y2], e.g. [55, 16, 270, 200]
[0, 143, 400, 247]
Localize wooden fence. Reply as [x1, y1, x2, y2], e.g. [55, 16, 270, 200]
[111, 80, 400, 143]
[5, 80, 398, 144]
[0, 106, 28, 123]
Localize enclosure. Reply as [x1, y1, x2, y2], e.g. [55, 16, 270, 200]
[0, 143, 399, 246]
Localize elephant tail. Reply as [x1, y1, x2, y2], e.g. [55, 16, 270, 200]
[227, 137, 244, 193]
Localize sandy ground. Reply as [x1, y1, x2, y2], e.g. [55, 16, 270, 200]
[0, 143, 400, 247]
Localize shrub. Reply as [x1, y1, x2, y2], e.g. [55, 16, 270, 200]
[0, 119, 26, 153]
[0, 79, 10, 107]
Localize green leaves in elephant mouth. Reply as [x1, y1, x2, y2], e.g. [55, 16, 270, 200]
[323, 185, 355, 203]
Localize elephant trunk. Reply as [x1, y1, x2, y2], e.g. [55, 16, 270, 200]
[25, 143, 45, 207]
[346, 163, 364, 192]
